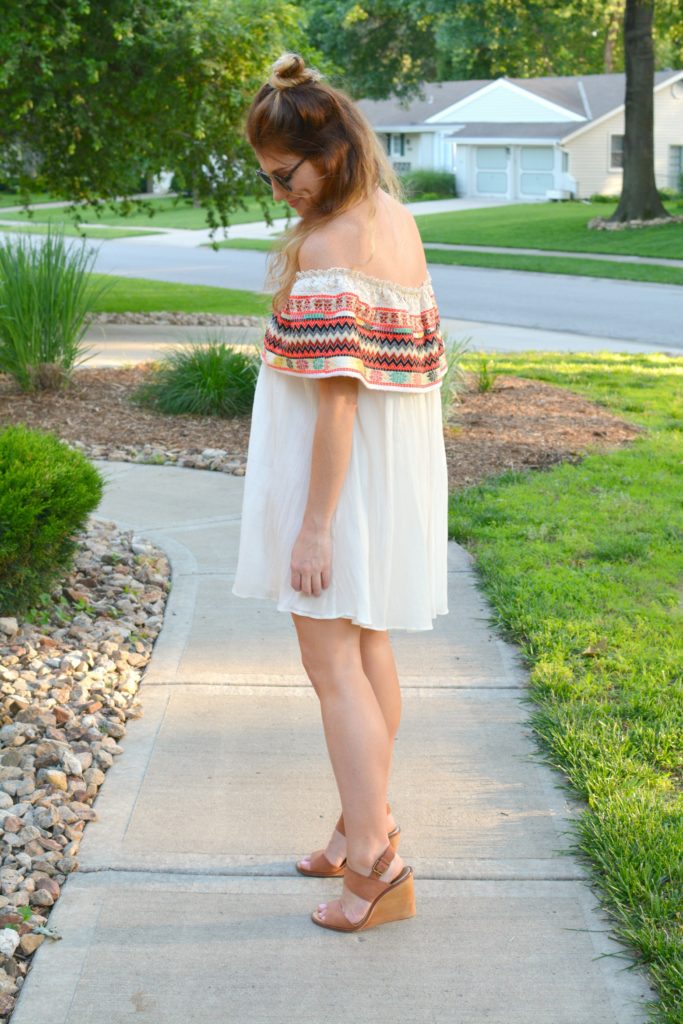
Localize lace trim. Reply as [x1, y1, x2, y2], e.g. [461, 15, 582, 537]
[293, 265, 432, 298]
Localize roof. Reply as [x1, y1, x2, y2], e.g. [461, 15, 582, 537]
[355, 69, 683, 133]
[447, 122, 573, 141]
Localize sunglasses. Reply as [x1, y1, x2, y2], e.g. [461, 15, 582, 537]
[255, 156, 307, 192]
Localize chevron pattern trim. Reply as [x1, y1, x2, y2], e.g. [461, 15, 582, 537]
[261, 268, 449, 392]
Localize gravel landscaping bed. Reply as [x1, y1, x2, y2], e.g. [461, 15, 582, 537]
[0, 522, 169, 1019]
[90, 312, 267, 326]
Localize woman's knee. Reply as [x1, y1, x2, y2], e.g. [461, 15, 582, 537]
[291, 614, 363, 697]
[301, 648, 364, 698]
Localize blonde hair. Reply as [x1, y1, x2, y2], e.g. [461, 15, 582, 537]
[244, 52, 405, 313]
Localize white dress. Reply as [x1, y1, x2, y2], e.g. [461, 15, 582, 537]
[231, 266, 450, 632]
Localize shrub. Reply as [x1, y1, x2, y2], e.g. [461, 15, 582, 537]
[0, 227, 112, 393]
[129, 333, 261, 417]
[658, 185, 682, 200]
[587, 193, 622, 203]
[0, 424, 104, 617]
[400, 170, 457, 200]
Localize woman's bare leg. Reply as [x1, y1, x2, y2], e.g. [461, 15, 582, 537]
[296, 621, 402, 868]
[291, 613, 404, 922]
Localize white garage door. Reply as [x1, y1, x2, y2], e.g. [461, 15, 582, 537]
[519, 147, 555, 196]
[475, 147, 508, 195]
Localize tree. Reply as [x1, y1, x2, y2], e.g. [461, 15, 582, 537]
[608, 0, 670, 222]
[0, 0, 324, 236]
[302, 0, 683, 98]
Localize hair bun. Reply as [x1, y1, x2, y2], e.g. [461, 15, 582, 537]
[268, 52, 322, 90]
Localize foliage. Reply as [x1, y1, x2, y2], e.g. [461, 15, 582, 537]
[0, 424, 104, 617]
[0, 0, 326, 238]
[129, 336, 261, 417]
[400, 169, 456, 199]
[301, 0, 683, 99]
[0, 228, 111, 392]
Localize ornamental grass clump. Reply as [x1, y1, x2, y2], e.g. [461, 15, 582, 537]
[129, 334, 261, 417]
[0, 227, 110, 392]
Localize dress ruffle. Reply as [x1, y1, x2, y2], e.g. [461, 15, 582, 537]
[261, 266, 449, 393]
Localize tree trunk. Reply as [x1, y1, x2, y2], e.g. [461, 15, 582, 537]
[603, 0, 625, 74]
[608, 0, 669, 222]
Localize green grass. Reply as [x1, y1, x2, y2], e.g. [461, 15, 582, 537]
[207, 236, 683, 285]
[203, 237, 282, 251]
[423, 248, 683, 285]
[415, 199, 683, 259]
[0, 222, 165, 239]
[0, 194, 293, 230]
[449, 350, 682, 1023]
[0, 191, 61, 208]
[88, 273, 271, 317]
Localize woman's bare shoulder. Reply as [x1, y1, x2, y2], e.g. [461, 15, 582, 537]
[298, 228, 348, 272]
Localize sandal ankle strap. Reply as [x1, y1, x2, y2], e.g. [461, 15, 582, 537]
[344, 843, 396, 902]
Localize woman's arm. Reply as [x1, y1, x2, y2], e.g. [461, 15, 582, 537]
[291, 375, 359, 597]
[302, 375, 359, 530]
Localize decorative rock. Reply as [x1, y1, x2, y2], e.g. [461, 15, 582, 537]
[0, 870, 23, 895]
[61, 752, 84, 777]
[0, 930, 20, 958]
[0, 620, 18, 637]
[29, 889, 54, 908]
[30, 877, 59, 900]
[0, 817, 22, 834]
[588, 212, 683, 230]
[19, 932, 45, 955]
[37, 769, 68, 791]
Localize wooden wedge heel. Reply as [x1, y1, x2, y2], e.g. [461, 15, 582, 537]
[295, 802, 401, 877]
[311, 842, 416, 933]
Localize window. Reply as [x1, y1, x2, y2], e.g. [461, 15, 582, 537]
[610, 134, 624, 171]
[391, 133, 405, 157]
[561, 151, 569, 173]
[669, 145, 683, 190]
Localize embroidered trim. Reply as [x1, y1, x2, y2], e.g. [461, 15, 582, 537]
[262, 269, 448, 392]
[293, 265, 433, 299]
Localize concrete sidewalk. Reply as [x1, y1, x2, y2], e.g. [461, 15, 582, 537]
[11, 461, 658, 1023]
[81, 319, 671, 366]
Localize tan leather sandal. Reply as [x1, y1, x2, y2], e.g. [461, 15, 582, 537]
[295, 802, 401, 877]
[311, 842, 415, 932]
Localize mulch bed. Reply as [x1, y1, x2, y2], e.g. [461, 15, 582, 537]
[0, 364, 645, 492]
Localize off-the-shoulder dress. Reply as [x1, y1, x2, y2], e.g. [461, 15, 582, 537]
[231, 265, 450, 631]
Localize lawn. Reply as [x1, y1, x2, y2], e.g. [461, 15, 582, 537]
[0, 222, 165, 240]
[89, 274, 271, 317]
[209, 198, 683, 285]
[422, 248, 683, 285]
[415, 198, 683, 259]
[0, 194, 293, 230]
[0, 190, 60, 208]
[450, 349, 682, 1024]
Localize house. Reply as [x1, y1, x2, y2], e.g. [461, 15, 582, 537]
[356, 70, 683, 201]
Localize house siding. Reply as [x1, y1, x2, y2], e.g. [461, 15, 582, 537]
[565, 82, 683, 198]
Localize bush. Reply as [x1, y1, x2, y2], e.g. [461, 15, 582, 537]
[130, 334, 261, 417]
[0, 227, 112, 393]
[0, 424, 104, 617]
[657, 185, 682, 200]
[400, 170, 457, 200]
[587, 193, 622, 203]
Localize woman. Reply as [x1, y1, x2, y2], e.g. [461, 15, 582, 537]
[232, 52, 449, 933]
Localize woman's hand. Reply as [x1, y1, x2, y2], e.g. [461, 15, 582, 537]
[291, 522, 332, 596]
